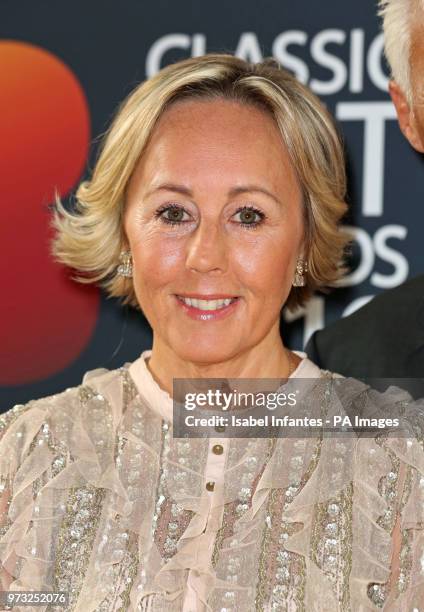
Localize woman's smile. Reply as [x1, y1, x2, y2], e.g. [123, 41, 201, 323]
[174, 294, 241, 321]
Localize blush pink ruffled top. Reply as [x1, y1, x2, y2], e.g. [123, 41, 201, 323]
[0, 349, 423, 611]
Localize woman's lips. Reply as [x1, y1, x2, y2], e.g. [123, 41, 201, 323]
[174, 295, 241, 321]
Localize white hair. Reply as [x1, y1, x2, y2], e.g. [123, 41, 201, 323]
[378, 0, 424, 102]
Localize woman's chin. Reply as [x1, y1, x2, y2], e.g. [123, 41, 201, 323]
[170, 340, 239, 366]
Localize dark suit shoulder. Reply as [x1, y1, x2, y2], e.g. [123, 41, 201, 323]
[305, 275, 424, 377]
[318, 274, 424, 336]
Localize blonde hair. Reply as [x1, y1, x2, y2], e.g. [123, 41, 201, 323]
[51, 53, 349, 312]
[378, 0, 424, 102]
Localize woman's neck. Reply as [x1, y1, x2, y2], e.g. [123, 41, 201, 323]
[145, 333, 301, 398]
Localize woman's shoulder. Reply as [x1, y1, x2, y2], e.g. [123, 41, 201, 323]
[0, 365, 132, 459]
[296, 362, 424, 459]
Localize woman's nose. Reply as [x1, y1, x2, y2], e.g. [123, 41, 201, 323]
[185, 221, 228, 274]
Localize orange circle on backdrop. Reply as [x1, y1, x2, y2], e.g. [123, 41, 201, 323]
[0, 40, 100, 385]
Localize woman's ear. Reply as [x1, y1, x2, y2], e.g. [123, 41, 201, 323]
[389, 80, 424, 153]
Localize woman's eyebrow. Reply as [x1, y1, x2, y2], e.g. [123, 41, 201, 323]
[145, 182, 281, 205]
[145, 182, 192, 198]
[228, 185, 282, 206]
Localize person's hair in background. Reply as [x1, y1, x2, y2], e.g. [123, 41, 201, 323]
[378, 0, 423, 102]
[379, 0, 424, 151]
[50, 54, 349, 312]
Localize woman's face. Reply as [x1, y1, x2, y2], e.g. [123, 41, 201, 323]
[124, 98, 304, 363]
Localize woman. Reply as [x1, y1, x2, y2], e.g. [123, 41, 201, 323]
[0, 54, 423, 611]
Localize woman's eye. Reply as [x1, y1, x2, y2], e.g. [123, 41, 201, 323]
[155, 205, 191, 225]
[154, 204, 265, 228]
[233, 206, 265, 228]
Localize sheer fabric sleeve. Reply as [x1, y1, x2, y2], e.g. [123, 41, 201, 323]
[353, 389, 424, 610]
[1, 404, 30, 589]
[0, 468, 14, 590]
[0, 401, 49, 593]
[386, 401, 424, 610]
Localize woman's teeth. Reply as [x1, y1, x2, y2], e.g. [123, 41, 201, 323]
[178, 296, 236, 310]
